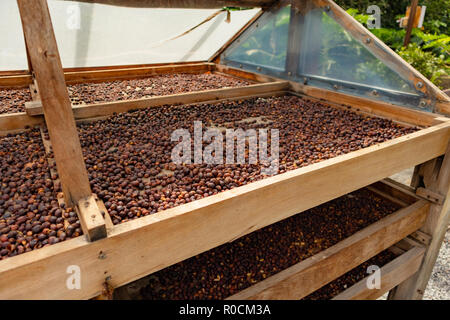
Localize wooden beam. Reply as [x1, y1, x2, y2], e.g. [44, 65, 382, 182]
[333, 245, 425, 300]
[76, 196, 108, 242]
[372, 178, 420, 205]
[25, 81, 290, 118]
[227, 200, 429, 300]
[0, 62, 213, 89]
[215, 64, 282, 83]
[60, 0, 276, 8]
[313, 0, 450, 107]
[0, 123, 448, 299]
[0, 112, 44, 134]
[390, 142, 450, 299]
[63, 62, 215, 85]
[290, 81, 440, 127]
[17, 0, 106, 241]
[0, 74, 32, 88]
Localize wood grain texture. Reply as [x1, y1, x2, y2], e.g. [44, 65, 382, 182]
[63, 62, 214, 85]
[16, 0, 94, 208]
[226, 201, 429, 300]
[0, 123, 448, 299]
[290, 81, 440, 127]
[0, 112, 44, 133]
[26, 81, 290, 118]
[76, 196, 107, 242]
[333, 246, 425, 300]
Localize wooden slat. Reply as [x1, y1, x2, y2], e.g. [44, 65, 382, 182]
[290, 81, 440, 127]
[0, 123, 448, 299]
[61, 0, 276, 8]
[0, 112, 44, 133]
[226, 201, 429, 300]
[0, 74, 32, 88]
[63, 62, 215, 85]
[0, 62, 213, 89]
[313, 0, 450, 107]
[26, 81, 290, 118]
[216, 64, 282, 83]
[333, 246, 425, 300]
[17, 0, 107, 242]
[371, 179, 420, 205]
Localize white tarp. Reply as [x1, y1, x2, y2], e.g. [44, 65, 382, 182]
[0, 0, 260, 70]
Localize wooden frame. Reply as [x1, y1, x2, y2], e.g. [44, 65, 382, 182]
[1, 0, 450, 300]
[333, 245, 426, 300]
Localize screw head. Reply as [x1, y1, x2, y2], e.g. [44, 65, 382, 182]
[366, 38, 372, 44]
[417, 81, 424, 89]
[303, 77, 308, 85]
[325, 5, 331, 11]
[256, 66, 262, 71]
[419, 101, 427, 108]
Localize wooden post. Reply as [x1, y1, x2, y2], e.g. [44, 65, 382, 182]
[390, 143, 450, 299]
[403, 0, 419, 47]
[17, 0, 106, 241]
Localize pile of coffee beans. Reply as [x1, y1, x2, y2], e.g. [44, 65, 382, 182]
[67, 73, 251, 105]
[0, 88, 31, 114]
[75, 95, 417, 225]
[135, 189, 400, 299]
[303, 250, 397, 300]
[0, 130, 80, 260]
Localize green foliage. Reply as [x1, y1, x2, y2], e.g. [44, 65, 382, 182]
[420, 0, 450, 34]
[371, 28, 406, 51]
[335, 0, 409, 29]
[346, 8, 370, 25]
[411, 30, 450, 62]
[397, 43, 448, 85]
[312, 11, 413, 91]
[345, 8, 449, 87]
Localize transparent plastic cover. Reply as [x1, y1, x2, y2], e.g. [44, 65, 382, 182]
[222, 3, 425, 109]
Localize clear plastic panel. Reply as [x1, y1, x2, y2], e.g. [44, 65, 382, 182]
[0, 0, 28, 71]
[222, 3, 426, 109]
[223, 5, 291, 72]
[45, 1, 260, 68]
[298, 8, 417, 94]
